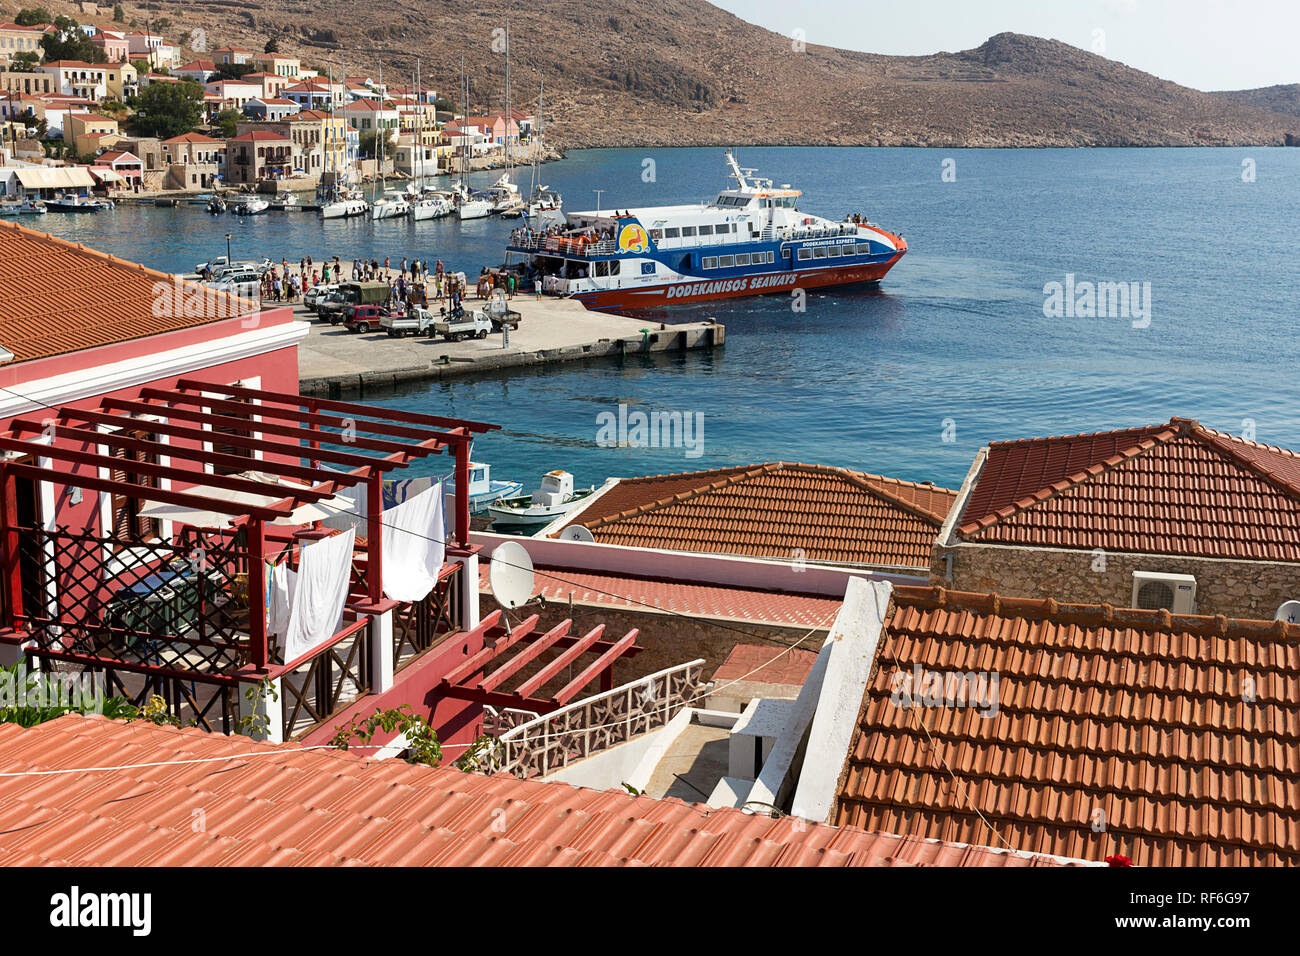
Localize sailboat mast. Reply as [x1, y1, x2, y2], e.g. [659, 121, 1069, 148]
[504, 13, 511, 175]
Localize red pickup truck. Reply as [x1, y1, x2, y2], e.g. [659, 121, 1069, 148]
[343, 304, 404, 334]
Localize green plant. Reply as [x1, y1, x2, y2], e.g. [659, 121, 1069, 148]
[131, 79, 203, 138]
[264, 37, 279, 54]
[131, 693, 182, 727]
[113, 4, 125, 23]
[454, 734, 502, 772]
[14, 8, 51, 27]
[0, 661, 134, 728]
[236, 677, 278, 738]
[332, 705, 442, 766]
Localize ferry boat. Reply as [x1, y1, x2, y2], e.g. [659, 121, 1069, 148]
[505, 151, 907, 311]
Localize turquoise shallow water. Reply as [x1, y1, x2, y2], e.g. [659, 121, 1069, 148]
[36, 147, 1300, 491]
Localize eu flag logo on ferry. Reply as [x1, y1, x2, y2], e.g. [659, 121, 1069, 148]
[618, 223, 650, 253]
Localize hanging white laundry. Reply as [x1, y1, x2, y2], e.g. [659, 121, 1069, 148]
[264, 559, 297, 641]
[283, 527, 356, 664]
[380, 483, 445, 602]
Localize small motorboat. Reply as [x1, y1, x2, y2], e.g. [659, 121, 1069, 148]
[230, 197, 270, 216]
[487, 470, 596, 531]
[446, 461, 524, 514]
[269, 193, 299, 210]
[0, 199, 46, 216]
[206, 197, 227, 214]
[44, 193, 100, 213]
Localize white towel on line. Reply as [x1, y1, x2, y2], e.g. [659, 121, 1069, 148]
[283, 527, 356, 664]
[265, 559, 297, 640]
[381, 483, 445, 602]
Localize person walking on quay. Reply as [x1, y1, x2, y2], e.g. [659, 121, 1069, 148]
[401, 257, 407, 276]
[322, 262, 331, 283]
[384, 255, 390, 278]
[534, 273, 542, 299]
[507, 272, 516, 298]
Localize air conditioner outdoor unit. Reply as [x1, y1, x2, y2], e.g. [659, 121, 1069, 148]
[1131, 571, 1197, 614]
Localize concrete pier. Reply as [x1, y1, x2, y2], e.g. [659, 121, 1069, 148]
[293, 294, 724, 397]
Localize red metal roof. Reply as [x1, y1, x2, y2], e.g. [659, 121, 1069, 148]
[478, 563, 843, 629]
[0, 715, 1070, 866]
[554, 463, 956, 569]
[833, 586, 1300, 866]
[0, 222, 253, 364]
[956, 417, 1300, 560]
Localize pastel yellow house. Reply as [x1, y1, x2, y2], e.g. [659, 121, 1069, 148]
[67, 112, 121, 156]
[104, 61, 138, 100]
[299, 108, 348, 176]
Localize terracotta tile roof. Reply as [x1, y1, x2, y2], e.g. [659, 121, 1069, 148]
[478, 563, 842, 629]
[554, 463, 957, 569]
[229, 130, 290, 143]
[0, 222, 252, 364]
[161, 131, 223, 144]
[712, 643, 819, 686]
[956, 418, 1300, 561]
[0, 715, 1070, 866]
[833, 586, 1300, 866]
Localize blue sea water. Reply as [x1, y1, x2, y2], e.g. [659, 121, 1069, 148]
[36, 147, 1300, 491]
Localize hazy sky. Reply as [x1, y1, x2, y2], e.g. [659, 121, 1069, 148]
[714, 0, 1298, 91]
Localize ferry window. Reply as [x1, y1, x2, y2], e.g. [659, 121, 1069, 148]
[827, 246, 840, 258]
[719, 255, 735, 268]
[735, 253, 751, 266]
[813, 247, 828, 258]
[698, 224, 713, 236]
[783, 248, 793, 259]
[702, 257, 718, 269]
[842, 243, 856, 256]
[609, 260, 621, 275]
[856, 243, 871, 255]
[797, 248, 811, 261]
[649, 229, 662, 240]
[663, 227, 680, 239]
[681, 226, 697, 238]
[594, 261, 608, 277]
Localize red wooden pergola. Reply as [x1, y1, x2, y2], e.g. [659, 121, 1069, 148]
[436, 609, 643, 714]
[0, 379, 497, 685]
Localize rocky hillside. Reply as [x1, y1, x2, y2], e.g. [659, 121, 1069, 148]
[1215, 84, 1300, 119]
[32, 1, 1300, 147]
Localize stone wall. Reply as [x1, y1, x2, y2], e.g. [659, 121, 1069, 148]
[931, 542, 1300, 620]
[478, 594, 827, 694]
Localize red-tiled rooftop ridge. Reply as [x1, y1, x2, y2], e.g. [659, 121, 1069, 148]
[0, 222, 252, 364]
[833, 585, 1300, 866]
[553, 462, 958, 570]
[0, 715, 1071, 867]
[955, 417, 1300, 561]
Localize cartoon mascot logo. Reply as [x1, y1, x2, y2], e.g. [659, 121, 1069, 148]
[618, 223, 650, 253]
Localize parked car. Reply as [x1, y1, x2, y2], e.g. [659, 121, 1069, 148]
[196, 256, 270, 278]
[304, 283, 339, 313]
[380, 305, 439, 337]
[204, 270, 261, 298]
[318, 280, 392, 324]
[432, 307, 493, 342]
[344, 303, 404, 334]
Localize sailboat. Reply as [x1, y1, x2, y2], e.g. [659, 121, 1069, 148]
[524, 75, 563, 227]
[456, 57, 492, 220]
[410, 58, 450, 221]
[320, 59, 370, 220]
[489, 13, 524, 216]
[370, 60, 411, 221]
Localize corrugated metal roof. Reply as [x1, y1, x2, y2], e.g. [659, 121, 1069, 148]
[832, 586, 1300, 866]
[553, 463, 957, 569]
[0, 715, 1071, 867]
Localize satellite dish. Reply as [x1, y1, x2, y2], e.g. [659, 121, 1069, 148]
[489, 541, 534, 609]
[559, 525, 595, 543]
[1276, 600, 1300, 624]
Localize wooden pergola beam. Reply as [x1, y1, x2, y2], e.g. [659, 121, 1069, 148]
[178, 378, 499, 433]
[441, 613, 539, 686]
[551, 630, 639, 706]
[477, 619, 571, 692]
[8, 419, 367, 491]
[59, 405, 394, 472]
[515, 624, 606, 700]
